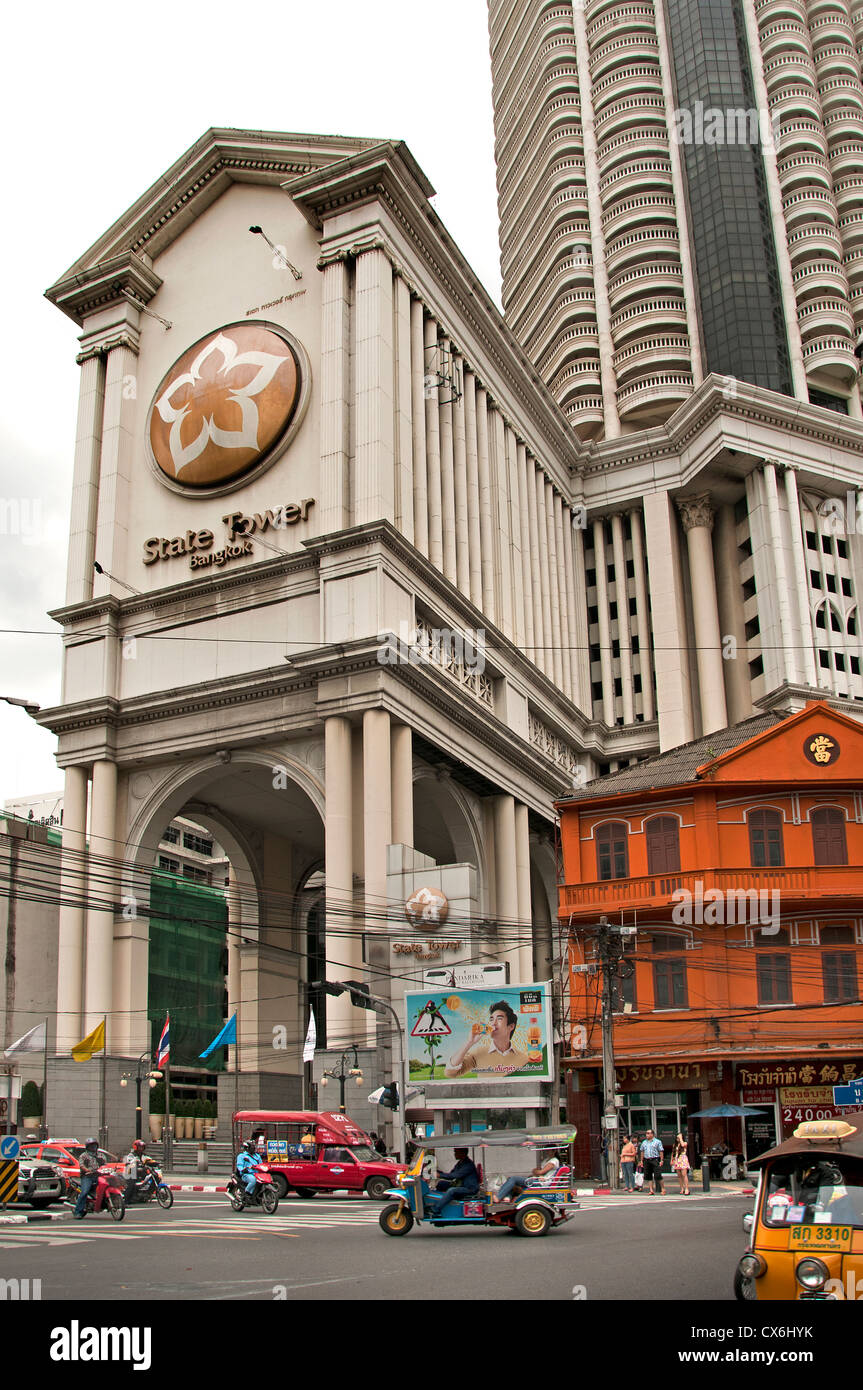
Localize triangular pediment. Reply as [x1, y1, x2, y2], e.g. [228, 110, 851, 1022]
[45, 127, 381, 323]
[697, 701, 863, 782]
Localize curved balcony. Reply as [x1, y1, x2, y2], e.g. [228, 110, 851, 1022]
[501, 180, 591, 275]
[586, 2, 656, 45]
[826, 138, 863, 174]
[521, 288, 599, 358]
[812, 43, 860, 81]
[796, 296, 855, 338]
[592, 63, 664, 110]
[497, 101, 584, 192]
[841, 247, 863, 294]
[565, 397, 605, 440]
[502, 210, 594, 297]
[782, 186, 840, 229]
[610, 296, 689, 344]
[538, 326, 603, 381]
[817, 78, 863, 116]
[594, 93, 666, 144]
[755, 0, 806, 16]
[495, 50, 580, 147]
[613, 334, 691, 384]
[505, 224, 594, 325]
[589, 34, 660, 83]
[802, 334, 858, 385]
[600, 157, 673, 205]
[759, 19, 811, 61]
[605, 225, 680, 276]
[823, 106, 863, 143]
[838, 206, 863, 245]
[810, 12, 856, 47]
[786, 221, 843, 264]
[498, 125, 586, 239]
[791, 258, 850, 300]
[602, 192, 677, 240]
[501, 155, 588, 261]
[773, 116, 829, 158]
[553, 362, 604, 412]
[616, 371, 694, 423]
[493, 10, 576, 114]
[776, 151, 833, 191]
[608, 261, 683, 310]
[833, 175, 863, 215]
[763, 56, 818, 97]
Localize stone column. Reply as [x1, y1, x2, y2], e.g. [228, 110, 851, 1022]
[452, 354, 470, 596]
[610, 513, 634, 723]
[464, 370, 483, 608]
[535, 470, 553, 679]
[390, 723, 413, 849]
[554, 493, 572, 700]
[93, 336, 139, 600]
[424, 316, 443, 568]
[354, 249, 395, 525]
[475, 387, 496, 620]
[226, 870, 242, 1074]
[784, 466, 818, 687]
[592, 519, 616, 725]
[492, 410, 515, 639]
[320, 258, 351, 532]
[507, 428, 526, 647]
[493, 795, 519, 976]
[410, 299, 429, 556]
[525, 455, 545, 675]
[56, 764, 89, 1051]
[393, 273, 414, 545]
[714, 503, 754, 723]
[439, 335, 458, 583]
[677, 495, 728, 734]
[325, 717, 357, 1044]
[83, 759, 118, 1034]
[629, 508, 655, 721]
[514, 803, 533, 984]
[763, 460, 798, 686]
[363, 709, 392, 1044]
[642, 493, 694, 748]
[545, 482, 564, 690]
[66, 352, 105, 605]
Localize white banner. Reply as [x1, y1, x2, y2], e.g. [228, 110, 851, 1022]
[302, 1008, 316, 1064]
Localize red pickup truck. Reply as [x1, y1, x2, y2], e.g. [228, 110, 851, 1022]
[233, 1110, 405, 1200]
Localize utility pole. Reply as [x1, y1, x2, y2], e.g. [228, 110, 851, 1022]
[596, 916, 627, 1192]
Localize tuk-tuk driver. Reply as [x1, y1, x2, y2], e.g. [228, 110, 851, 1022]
[445, 1001, 529, 1077]
[431, 1148, 481, 1212]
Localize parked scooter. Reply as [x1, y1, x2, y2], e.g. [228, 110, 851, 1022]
[125, 1156, 174, 1208]
[226, 1163, 279, 1214]
[67, 1166, 127, 1221]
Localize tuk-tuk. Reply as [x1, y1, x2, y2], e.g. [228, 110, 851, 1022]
[378, 1126, 580, 1238]
[735, 1112, 863, 1300]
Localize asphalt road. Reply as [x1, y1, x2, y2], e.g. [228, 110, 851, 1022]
[1, 1189, 748, 1302]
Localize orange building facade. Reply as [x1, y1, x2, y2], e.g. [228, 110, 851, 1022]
[556, 703, 863, 1179]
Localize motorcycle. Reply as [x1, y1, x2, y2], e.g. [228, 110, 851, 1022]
[67, 1165, 126, 1222]
[226, 1162, 279, 1214]
[124, 1157, 174, 1209]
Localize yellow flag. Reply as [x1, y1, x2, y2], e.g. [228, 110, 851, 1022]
[71, 1020, 106, 1062]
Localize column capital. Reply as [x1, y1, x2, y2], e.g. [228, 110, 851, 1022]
[676, 493, 714, 532]
[76, 325, 141, 364]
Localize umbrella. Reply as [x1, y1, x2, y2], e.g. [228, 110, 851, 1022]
[689, 1104, 767, 1118]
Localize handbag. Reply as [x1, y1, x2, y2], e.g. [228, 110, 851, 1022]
[634, 1170, 644, 1189]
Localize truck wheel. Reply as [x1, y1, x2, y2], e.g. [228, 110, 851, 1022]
[294, 1187, 316, 1199]
[270, 1174, 289, 1200]
[515, 1204, 551, 1237]
[365, 1176, 392, 1201]
[379, 1202, 413, 1236]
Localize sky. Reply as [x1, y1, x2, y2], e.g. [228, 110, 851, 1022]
[0, 0, 502, 804]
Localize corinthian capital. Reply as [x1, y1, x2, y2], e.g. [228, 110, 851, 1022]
[676, 493, 714, 532]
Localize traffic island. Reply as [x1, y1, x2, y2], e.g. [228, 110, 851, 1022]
[0, 1206, 74, 1224]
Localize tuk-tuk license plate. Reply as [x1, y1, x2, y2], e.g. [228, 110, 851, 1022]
[789, 1225, 853, 1253]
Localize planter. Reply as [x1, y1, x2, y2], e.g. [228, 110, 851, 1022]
[174, 1116, 186, 1140]
[194, 1118, 205, 1140]
[149, 1115, 164, 1141]
[23, 1116, 42, 1132]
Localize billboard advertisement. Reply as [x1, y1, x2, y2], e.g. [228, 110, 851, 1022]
[405, 982, 552, 1084]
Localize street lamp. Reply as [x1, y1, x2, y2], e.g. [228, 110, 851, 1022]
[319, 1046, 364, 1113]
[311, 980, 408, 1161]
[120, 1054, 162, 1141]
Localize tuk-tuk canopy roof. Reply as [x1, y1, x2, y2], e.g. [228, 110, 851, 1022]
[747, 1111, 863, 1168]
[416, 1126, 577, 1150]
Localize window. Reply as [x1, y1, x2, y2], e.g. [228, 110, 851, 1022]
[162, 826, 180, 844]
[757, 953, 791, 1004]
[646, 816, 681, 874]
[811, 808, 848, 865]
[653, 959, 687, 1008]
[823, 952, 858, 1003]
[158, 856, 179, 873]
[183, 832, 213, 856]
[748, 809, 784, 867]
[596, 822, 629, 880]
[612, 966, 637, 1013]
[183, 864, 212, 885]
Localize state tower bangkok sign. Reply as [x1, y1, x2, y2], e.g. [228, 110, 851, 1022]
[146, 322, 308, 495]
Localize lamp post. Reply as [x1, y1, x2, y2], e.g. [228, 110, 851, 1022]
[120, 1054, 162, 1141]
[319, 1046, 364, 1113]
[310, 980, 408, 1161]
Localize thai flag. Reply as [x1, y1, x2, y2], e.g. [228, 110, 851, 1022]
[156, 1014, 170, 1069]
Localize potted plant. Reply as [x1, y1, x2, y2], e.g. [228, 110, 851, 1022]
[21, 1080, 42, 1131]
[149, 1080, 166, 1141]
[174, 1101, 187, 1141]
[194, 1099, 206, 1140]
[204, 1099, 218, 1138]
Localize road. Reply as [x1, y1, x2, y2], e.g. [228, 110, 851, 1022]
[1, 1189, 748, 1301]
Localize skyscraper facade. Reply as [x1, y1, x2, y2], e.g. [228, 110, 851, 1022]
[489, 0, 863, 439]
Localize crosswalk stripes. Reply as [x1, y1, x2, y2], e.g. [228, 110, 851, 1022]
[0, 1206, 382, 1248]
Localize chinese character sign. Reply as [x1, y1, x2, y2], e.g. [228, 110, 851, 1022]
[405, 983, 552, 1084]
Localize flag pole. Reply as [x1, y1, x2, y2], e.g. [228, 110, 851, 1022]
[99, 1015, 107, 1149]
[164, 1045, 173, 1171]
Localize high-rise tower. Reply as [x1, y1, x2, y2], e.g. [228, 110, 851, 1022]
[488, 0, 863, 439]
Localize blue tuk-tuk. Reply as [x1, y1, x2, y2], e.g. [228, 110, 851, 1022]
[378, 1126, 580, 1238]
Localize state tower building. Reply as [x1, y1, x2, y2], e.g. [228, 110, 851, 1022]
[10, 3, 863, 1139]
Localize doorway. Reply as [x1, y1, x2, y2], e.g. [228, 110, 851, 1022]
[620, 1093, 688, 1171]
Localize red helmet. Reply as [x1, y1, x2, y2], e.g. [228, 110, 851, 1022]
[133, 1139, 146, 1152]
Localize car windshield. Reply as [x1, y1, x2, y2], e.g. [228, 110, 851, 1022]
[65, 1146, 118, 1163]
[763, 1156, 863, 1229]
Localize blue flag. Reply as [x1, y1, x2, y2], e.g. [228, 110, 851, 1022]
[199, 1013, 237, 1059]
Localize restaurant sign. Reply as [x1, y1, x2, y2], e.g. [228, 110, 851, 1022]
[736, 1060, 863, 1088]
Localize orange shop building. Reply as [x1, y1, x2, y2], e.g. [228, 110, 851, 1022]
[556, 702, 863, 1179]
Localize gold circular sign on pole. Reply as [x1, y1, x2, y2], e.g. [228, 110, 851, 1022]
[146, 321, 307, 494]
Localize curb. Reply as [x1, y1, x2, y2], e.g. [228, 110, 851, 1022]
[167, 1184, 228, 1192]
[0, 1207, 74, 1225]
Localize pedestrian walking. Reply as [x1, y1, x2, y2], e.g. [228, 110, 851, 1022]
[671, 1132, 691, 1194]
[619, 1134, 638, 1192]
[638, 1128, 665, 1195]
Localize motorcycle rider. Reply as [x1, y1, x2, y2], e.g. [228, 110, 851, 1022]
[123, 1138, 149, 1200]
[235, 1138, 263, 1205]
[73, 1138, 101, 1219]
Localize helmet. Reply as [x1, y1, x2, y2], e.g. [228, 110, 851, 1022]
[85, 1138, 99, 1151]
[806, 1161, 844, 1188]
[243, 1139, 257, 1154]
[132, 1139, 146, 1152]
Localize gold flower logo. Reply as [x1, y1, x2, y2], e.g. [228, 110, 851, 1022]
[148, 323, 301, 488]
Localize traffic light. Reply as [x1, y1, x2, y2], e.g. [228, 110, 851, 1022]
[342, 979, 373, 1010]
[378, 1081, 399, 1110]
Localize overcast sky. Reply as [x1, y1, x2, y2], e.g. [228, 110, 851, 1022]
[0, 0, 501, 804]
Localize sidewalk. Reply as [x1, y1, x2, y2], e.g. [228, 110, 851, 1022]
[574, 1177, 755, 1198]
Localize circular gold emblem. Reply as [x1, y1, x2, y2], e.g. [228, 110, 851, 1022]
[405, 887, 449, 928]
[147, 322, 303, 490]
[804, 733, 840, 766]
